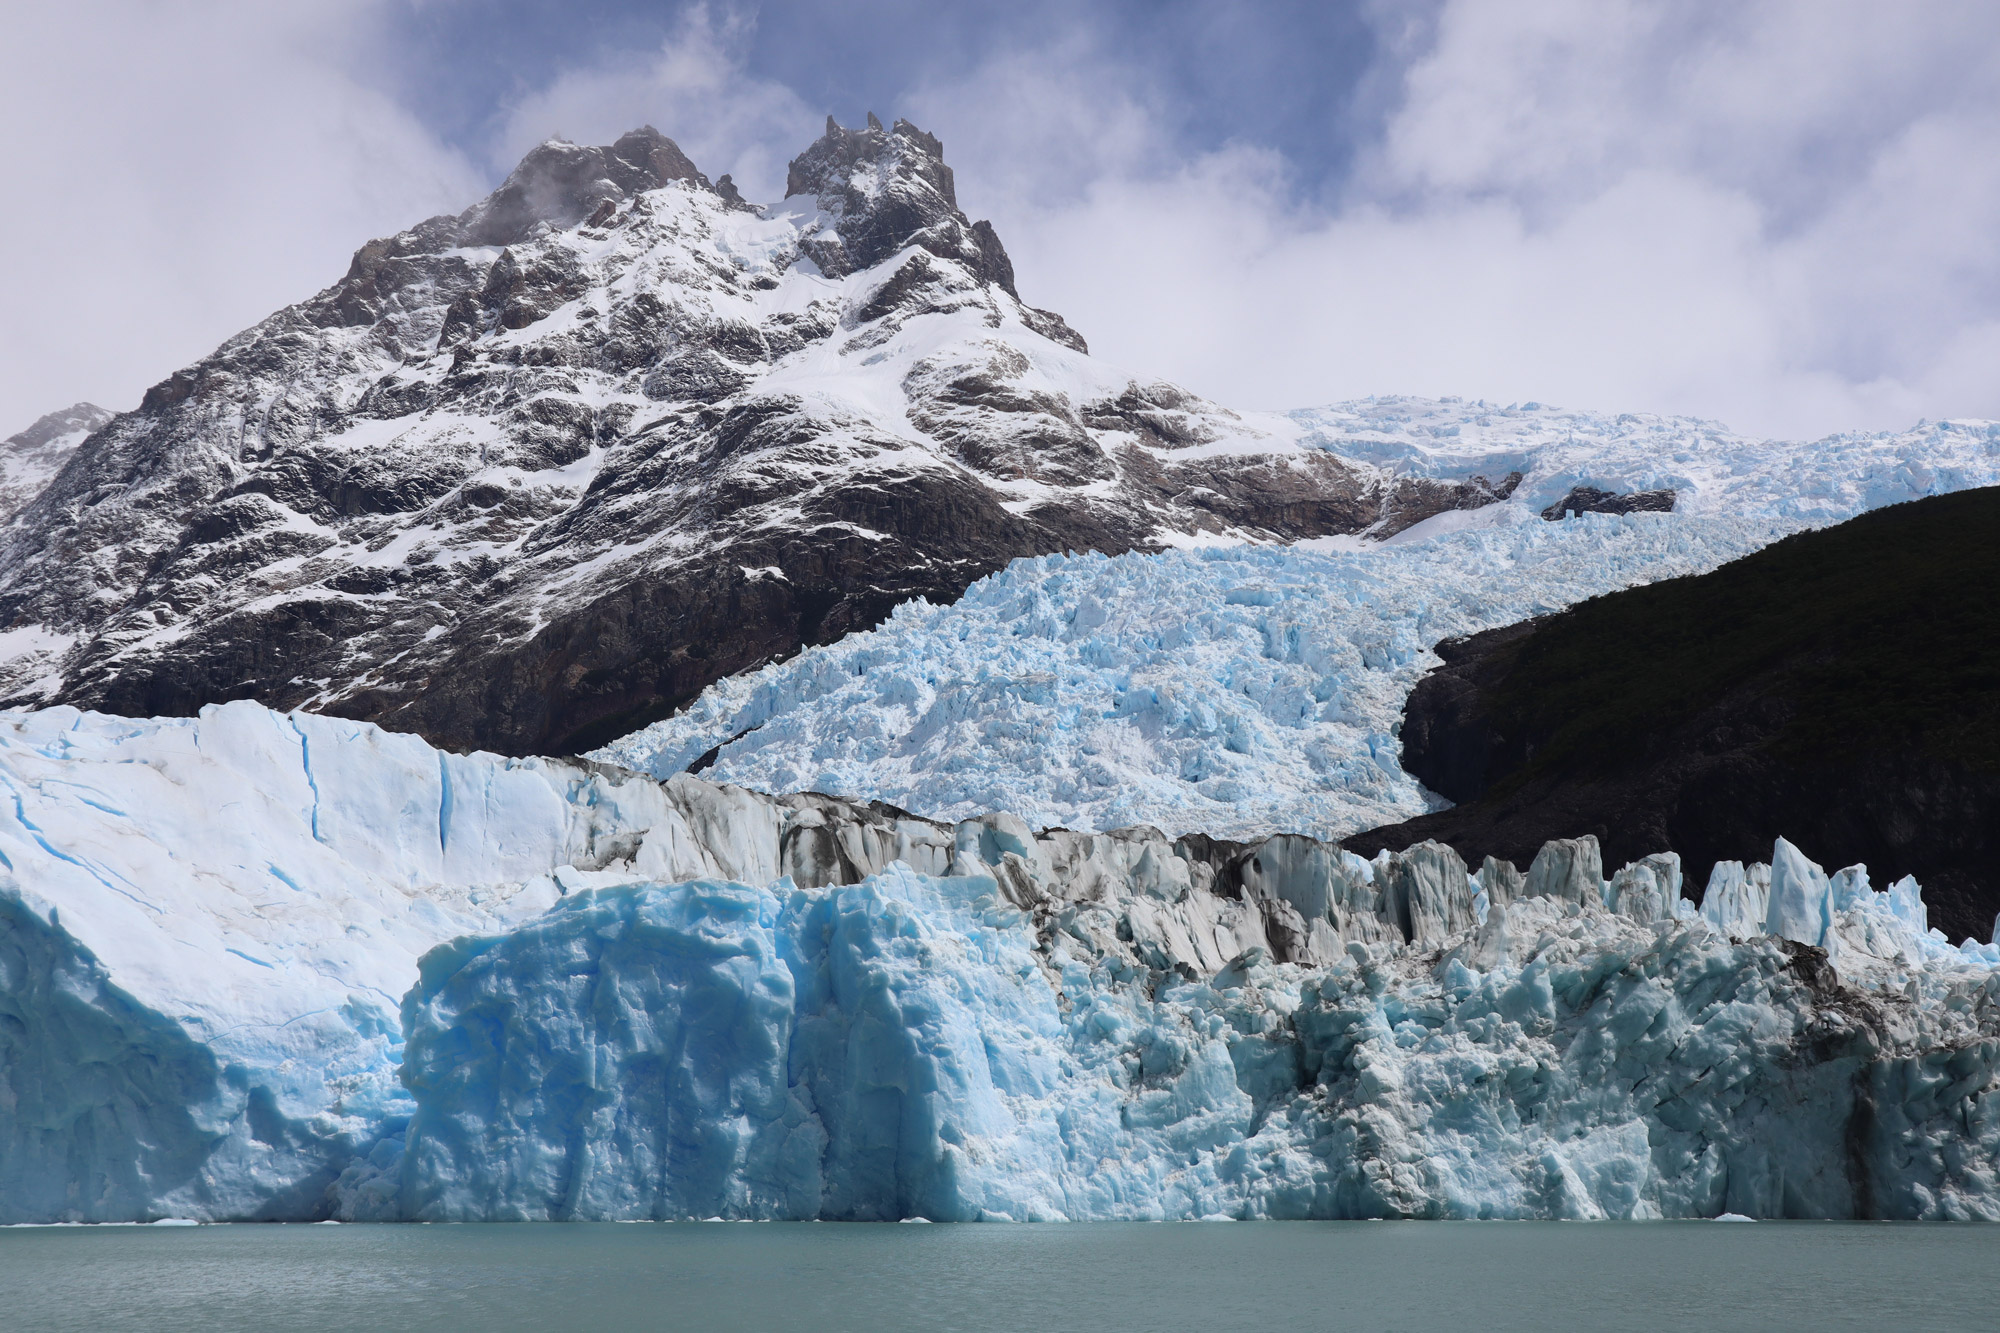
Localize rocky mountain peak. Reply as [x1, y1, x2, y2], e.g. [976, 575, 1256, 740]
[781, 114, 1018, 296]
[4, 403, 112, 453]
[786, 113, 956, 210]
[309, 126, 727, 337]
[457, 126, 712, 248]
[0, 115, 1519, 756]
[0, 402, 114, 525]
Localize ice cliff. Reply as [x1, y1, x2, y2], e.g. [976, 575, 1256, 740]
[5, 703, 1998, 1222]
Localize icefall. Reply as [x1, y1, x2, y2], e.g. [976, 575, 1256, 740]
[594, 510, 1796, 838]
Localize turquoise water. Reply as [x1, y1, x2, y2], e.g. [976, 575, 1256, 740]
[0, 1221, 1990, 1332]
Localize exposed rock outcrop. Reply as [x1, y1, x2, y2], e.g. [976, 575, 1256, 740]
[1346, 488, 2000, 943]
[1540, 484, 1676, 519]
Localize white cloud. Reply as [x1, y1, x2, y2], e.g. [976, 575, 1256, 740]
[490, 7, 818, 203]
[903, 41, 1167, 214]
[0, 1, 483, 433]
[915, 0, 2000, 437]
[6, 1, 1996, 442]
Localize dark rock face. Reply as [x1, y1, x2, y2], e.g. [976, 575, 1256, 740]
[0, 119, 1519, 758]
[786, 115, 962, 276]
[1540, 485, 1676, 520]
[1345, 488, 2000, 943]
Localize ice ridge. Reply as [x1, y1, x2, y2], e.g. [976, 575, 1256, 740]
[351, 843, 2000, 1222]
[1289, 397, 2000, 522]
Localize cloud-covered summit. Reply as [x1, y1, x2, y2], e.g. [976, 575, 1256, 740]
[5, 1, 1999, 440]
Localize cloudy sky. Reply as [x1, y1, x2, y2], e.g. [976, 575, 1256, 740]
[5, 1, 1998, 440]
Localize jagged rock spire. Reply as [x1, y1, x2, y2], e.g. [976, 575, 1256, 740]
[783, 113, 1017, 294]
[787, 115, 957, 210]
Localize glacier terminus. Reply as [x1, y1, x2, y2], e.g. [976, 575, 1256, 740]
[3, 702, 1998, 1224]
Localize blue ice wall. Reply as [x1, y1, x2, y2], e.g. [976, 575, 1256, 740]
[344, 867, 2000, 1223]
[0, 896, 369, 1222]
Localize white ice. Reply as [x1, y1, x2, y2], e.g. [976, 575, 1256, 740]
[594, 397, 2000, 841]
[591, 512, 1795, 838]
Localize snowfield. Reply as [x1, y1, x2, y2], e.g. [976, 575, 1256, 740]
[1290, 397, 2000, 522]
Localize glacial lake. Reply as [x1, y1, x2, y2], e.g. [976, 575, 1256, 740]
[1, 1220, 1990, 1332]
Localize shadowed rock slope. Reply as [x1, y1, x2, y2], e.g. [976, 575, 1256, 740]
[1345, 486, 2000, 943]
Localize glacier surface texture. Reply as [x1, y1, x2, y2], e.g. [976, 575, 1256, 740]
[595, 411, 2000, 838]
[5, 703, 1999, 1222]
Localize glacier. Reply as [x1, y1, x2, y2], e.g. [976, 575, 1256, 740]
[1288, 397, 2000, 524]
[591, 419, 2000, 841]
[591, 511, 1802, 838]
[5, 701, 1999, 1222]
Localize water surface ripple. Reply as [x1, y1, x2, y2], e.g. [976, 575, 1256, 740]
[1, 1221, 1986, 1332]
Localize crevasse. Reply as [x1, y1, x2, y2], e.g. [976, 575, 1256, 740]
[591, 411, 2000, 839]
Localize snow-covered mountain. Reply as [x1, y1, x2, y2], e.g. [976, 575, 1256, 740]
[0, 119, 1514, 756]
[5, 702, 1997, 1223]
[0, 402, 112, 524]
